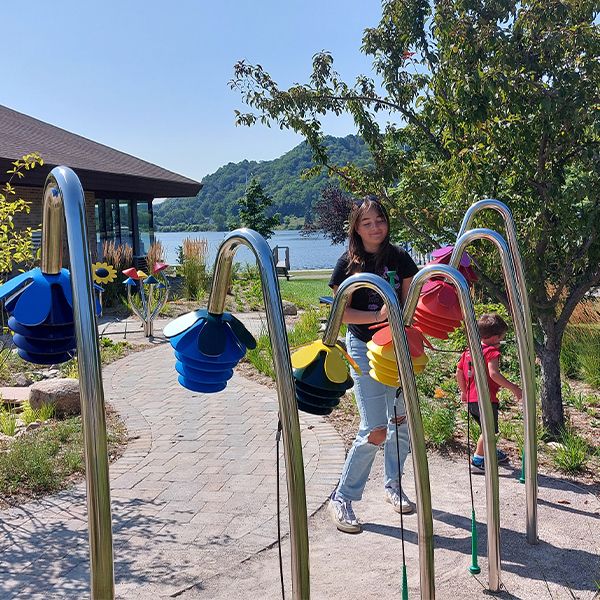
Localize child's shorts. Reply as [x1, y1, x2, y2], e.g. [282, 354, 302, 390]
[467, 402, 499, 434]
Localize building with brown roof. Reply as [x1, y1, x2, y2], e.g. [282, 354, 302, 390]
[0, 104, 201, 260]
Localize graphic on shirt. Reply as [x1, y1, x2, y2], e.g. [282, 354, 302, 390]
[366, 266, 400, 310]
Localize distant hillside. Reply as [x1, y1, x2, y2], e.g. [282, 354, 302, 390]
[154, 135, 371, 231]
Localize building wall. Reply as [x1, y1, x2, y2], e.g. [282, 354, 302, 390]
[12, 185, 98, 259]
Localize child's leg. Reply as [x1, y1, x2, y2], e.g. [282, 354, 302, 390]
[468, 403, 484, 457]
[475, 435, 485, 457]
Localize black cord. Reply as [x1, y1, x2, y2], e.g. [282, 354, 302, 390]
[276, 417, 285, 600]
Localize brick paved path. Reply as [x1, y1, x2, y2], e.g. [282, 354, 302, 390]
[0, 344, 345, 599]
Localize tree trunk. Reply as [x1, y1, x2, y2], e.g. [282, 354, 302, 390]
[537, 315, 565, 438]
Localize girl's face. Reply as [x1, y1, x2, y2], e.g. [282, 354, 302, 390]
[355, 206, 389, 252]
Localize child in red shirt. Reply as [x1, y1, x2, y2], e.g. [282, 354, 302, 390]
[456, 313, 522, 472]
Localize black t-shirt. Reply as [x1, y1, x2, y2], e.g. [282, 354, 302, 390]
[328, 245, 419, 342]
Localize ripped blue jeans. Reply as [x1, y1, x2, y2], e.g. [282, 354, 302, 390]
[336, 331, 411, 501]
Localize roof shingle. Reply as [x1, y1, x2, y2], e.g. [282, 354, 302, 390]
[0, 105, 201, 197]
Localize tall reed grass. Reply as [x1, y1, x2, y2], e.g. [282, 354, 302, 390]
[180, 237, 209, 301]
[146, 241, 165, 271]
[561, 299, 600, 388]
[101, 241, 133, 307]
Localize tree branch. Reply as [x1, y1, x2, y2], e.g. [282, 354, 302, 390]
[556, 268, 600, 336]
[319, 94, 450, 159]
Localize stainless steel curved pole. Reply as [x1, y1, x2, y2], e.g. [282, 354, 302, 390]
[208, 229, 310, 600]
[406, 265, 502, 593]
[41, 167, 115, 599]
[323, 273, 435, 600]
[454, 200, 538, 544]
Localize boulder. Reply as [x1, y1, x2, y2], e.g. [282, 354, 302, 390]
[29, 378, 81, 416]
[282, 300, 298, 316]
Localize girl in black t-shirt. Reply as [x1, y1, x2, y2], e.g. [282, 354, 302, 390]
[327, 196, 418, 533]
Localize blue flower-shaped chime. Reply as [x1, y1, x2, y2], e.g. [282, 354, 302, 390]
[0, 267, 76, 364]
[164, 309, 257, 393]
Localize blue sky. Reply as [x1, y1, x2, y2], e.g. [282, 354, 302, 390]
[4, 1, 383, 183]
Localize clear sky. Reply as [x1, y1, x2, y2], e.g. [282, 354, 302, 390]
[3, 1, 383, 183]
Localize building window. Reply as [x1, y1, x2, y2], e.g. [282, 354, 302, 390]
[137, 201, 153, 256]
[95, 198, 154, 258]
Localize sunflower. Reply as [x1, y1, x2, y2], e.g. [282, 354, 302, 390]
[92, 262, 118, 284]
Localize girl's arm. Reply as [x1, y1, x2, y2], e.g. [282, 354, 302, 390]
[401, 275, 414, 303]
[488, 357, 522, 399]
[343, 274, 416, 323]
[331, 285, 386, 325]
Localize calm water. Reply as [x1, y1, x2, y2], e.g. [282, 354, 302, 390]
[155, 230, 345, 270]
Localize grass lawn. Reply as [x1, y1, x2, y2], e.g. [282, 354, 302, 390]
[278, 278, 333, 309]
[0, 407, 127, 507]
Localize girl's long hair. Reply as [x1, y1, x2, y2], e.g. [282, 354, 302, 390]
[346, 196, 392, 274]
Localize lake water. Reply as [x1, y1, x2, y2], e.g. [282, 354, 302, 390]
[155, 230, 345, 270]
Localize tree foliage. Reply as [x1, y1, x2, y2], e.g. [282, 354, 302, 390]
[230, 0, 600, 435]
[0, 153, 43, 278]
[302, 186, 354, 244]
[153, 135, 371, 231]
[234, 178, 281, 239]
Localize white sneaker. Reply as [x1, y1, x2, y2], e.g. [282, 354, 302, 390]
[384, 488, 415, 514]
[328, 496, 362, 533]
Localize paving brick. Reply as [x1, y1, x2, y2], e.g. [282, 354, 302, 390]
[0, 340, 345, 599]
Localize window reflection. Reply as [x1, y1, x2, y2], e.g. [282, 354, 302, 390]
[137, 201, 152, 256]
[94, 198, 154, 258]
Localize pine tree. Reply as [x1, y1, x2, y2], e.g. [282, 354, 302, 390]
[238, 178, 280, 239]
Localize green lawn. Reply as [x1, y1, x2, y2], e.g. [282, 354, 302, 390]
[278, 278, 332, 309]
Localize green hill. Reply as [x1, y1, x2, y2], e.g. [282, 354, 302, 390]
[154, 135, 371, 231]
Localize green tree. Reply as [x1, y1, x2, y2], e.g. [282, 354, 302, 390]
[237, 178, 280, 239]
[0, 153, 44, 278]
[230, 0, 600, 436]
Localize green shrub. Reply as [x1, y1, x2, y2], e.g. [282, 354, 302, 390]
[0, 436, 60, 494]
[0, 417, 84, 496]
[59, 338, 130, 379]
[21, 400, 56, 425]
[552, 427, 590, 473]
[246, 309, 324, 379]
[0, 408, 17, 436]
[421, 398, 457, 448]
[245, 326, 275, 379]
[578, 331, 600, 388]
[560, 328, 581, 379]
[562, 382, 589, 412]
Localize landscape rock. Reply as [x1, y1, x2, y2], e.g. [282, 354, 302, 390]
[14, 373, 32, 387]
[29, 378, 81, 416]
[282, 300, 298, 316]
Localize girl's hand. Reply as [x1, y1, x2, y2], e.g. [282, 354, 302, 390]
[376, 304, 388, 323]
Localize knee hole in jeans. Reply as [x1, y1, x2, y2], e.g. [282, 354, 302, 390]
[367, 427, 387, 446]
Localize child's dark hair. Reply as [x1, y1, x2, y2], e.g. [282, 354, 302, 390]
[346, 195, 391, 274]
[477, 313, 508, 338]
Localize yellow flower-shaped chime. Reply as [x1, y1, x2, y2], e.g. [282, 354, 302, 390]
[367, 324, 430, 387]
